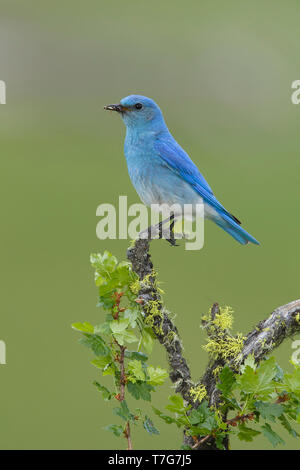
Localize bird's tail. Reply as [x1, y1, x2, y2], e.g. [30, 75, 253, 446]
[214, 212, 260, 245]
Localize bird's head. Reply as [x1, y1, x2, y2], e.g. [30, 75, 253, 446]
[104, 95, 165, 130]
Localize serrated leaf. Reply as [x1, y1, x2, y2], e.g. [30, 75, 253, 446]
[147, 366, 168, 386]
[110, 318, 130, 333]
[240, 354, 256, 372]
[72, 322, 94, 334]
[152, 407, 179, 426]
[127, 381, 154, 401]
[238, 357, 278, 397]
[217, 366, 236, 396]
[93, 381, 112, 401]
[139, 327, 155, 355]
[94, 322, 111, 335]
[237, 424, 261, 442]
[104, 424, 123, 437]
[283, 367, 300, 397]
[113, 400, 133, 421]
[91, 355, 112, 369]
[79, 334, 109, 356]
[127, 382, 141, 400]
[165, 395, 185, 414]
[261, 423, 285, 447]
[278, 414, 299, 438]
[139, 383, 154, 401]
[124, 308, 139, 328]
[128, 360, 145, 382]
[124, 350, 148, 362]
[189, 409, 202, 425]
[143, 416, 159, 435]
[254, 401, 283, 422]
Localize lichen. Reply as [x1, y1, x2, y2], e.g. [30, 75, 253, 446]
[144, 299, 164, 335]
[213, 365, 223, 377]
[203, 333, 245, 361]
[130, 278, 141, 295]
[190, 384, 207, 403]
[213, 306, 234, 331]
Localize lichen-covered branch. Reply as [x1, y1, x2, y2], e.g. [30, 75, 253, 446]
[240, 299, 300, 362]
[127, 238, 193, 402]
[127, 236, 300, 450]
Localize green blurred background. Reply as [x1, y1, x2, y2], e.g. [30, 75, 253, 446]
[0, 0, 299, 450]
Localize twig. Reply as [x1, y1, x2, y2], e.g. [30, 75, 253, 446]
[191, 413, 255, 449]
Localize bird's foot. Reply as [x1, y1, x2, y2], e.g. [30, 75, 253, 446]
[138, 214, 186, 247]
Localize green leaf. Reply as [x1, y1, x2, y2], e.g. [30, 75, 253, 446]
[127, 382, 141, 400]
[72, 322, 94, 334]
[143, 416, 159, 435]
[91, 357, 116, 376]
[261, 423, 285, 447]
[94, 322, 111, 336]
[79, 334, 109, 356]
[189, 409, 202, 425]
[147, 366, 168, 386]
[128, 360, 145, 382]
[110, 319, 138, 346]
[104, 424, 124, 437]
[139, 382, 154, 401]
[152, 407, 179, 426]
[196, 400, 211, 422]
[122, 330, 138, 344]
[238, 357, 278, 397]
[110, 318, 130, 333]
[124, 308, 139, 328]
[127, 382, 153, 401]
[283, 367, 300, 397]
[165, 395, 186, 414]
[237, 424, 261, 442]
[91, 251, 118, 273]
[278, 414, 299, 438]
[113, 401, 133, 422]
[217, 366, 236, 396]
[254, 401, 284, 422]
[139, 327, 155, 355]
[91, 355, 112, 369]
[115, 261, 135, 286]
[240, 354, 256, 372]
[93, 381, 112, 401]
[124, 350, 148, 362]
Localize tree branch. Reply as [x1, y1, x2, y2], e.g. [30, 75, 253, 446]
[127, 238, 193, 402]
[127, 237, 300, 450]
[240, 299, 300, 363]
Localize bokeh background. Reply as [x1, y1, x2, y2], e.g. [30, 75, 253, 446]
[0, 0, 299, 450]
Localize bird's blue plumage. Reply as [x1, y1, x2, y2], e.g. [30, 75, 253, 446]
[107, 94, 259, 246]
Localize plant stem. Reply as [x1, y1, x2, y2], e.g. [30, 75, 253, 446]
[118, 343, 133, 449]
[125, 421, 133, 450]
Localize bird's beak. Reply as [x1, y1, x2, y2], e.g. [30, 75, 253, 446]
[104, 104, 126, 113]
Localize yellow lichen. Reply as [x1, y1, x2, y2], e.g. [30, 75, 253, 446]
[130, 278, 141, 295]
[144, 299, 164, 334]
[203, 333, 245, 360]
[190, 384, 207, 403]
[213, 306, 234, 331]
[213, 365, 223, 377]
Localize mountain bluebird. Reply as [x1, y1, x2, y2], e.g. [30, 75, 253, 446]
[104, 95, 259, 246]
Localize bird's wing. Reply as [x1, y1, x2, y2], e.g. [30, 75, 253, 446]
[154, 137, 241, 224]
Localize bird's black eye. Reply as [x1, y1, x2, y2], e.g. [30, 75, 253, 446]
[135, 103, 143, 110]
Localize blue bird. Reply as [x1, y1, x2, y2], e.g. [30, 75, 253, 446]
[104, 95, 259, 246]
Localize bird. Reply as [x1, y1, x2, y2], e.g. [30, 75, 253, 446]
[104, 95, 259, 246]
